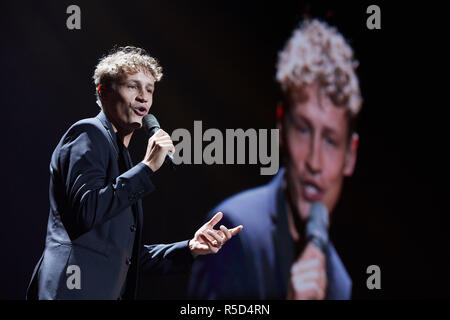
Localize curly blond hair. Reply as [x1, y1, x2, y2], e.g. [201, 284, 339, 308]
[93, 46, 163, 107]
[276, 20, 362, 116]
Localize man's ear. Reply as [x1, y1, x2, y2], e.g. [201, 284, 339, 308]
[97, 84, 112, 105]
[97, 85, 107, 102]
[343, 132, 359, 177]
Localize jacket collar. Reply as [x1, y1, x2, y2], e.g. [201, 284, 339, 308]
[267, 168, 295, 296]
[266, 167, 286, 223]
[96, 110, 119, 155]
[96, 110, 115, 133]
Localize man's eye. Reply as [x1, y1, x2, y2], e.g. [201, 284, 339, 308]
[128, 85, 136, 89]
[325, 137, 336, 147]
[297, 126, 309, 135]
[147, 89, 153, 94]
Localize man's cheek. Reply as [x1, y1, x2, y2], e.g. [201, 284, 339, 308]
[288, 143, 307, 171]
[323, 174, 345, 212]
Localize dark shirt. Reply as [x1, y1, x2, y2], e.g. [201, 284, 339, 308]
[116, 134, 138, 298]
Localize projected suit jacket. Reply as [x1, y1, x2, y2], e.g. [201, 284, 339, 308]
[188, 168, 352, 300]
[26, 111, 193, 300]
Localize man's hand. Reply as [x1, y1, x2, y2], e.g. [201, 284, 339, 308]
[287, 242, 327, 300]
[141, 129, 175, 172]
[189, 212, 243, 258]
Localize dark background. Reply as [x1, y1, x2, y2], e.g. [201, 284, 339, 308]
[0, 0, 448, 299]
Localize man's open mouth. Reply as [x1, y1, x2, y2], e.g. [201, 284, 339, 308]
[300, 180, 324, 202]
[133, 106, 147, 116]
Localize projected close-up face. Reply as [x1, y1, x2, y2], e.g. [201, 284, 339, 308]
[283, 82, 358, 220]
[101, 70, 155, 133]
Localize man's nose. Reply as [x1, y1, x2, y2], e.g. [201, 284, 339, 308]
[136, 90, 148, 103]
[306, 136, 322, 175]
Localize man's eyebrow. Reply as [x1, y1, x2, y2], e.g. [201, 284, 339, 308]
[323, 125, 341, 138]
[293, 115, 342, 137]
[126, 79, 154, 87]
[292, 114, 312, 127]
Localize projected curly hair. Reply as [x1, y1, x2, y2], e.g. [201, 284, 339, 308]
[276, 20, 362, 117]
[93, 46, 163, 107]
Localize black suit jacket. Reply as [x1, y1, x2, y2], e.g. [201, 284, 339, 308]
[27, 111, 193, 300]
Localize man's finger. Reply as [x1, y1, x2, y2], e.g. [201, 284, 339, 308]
[195, 243, 210, 251]
[200, 235, 219, 253]
[291, 258, 320, 273]
[154, 136, 172, 142]
[154, 138, 173, 147]
[200, 231, 218, 247]
[153, 129, 164, 137]
[294, 270, 320, 282]
[206, 212, 223, 228]
[300, 286, 323, 300]
[216, 229, 226, 239]
[220, 225, 231, 240]
[229, 225, 243, 236]
[293, 280, 322, 299]
[207, 229, 224, 247]
[319, 270, 327, 293]
[158, 144, 175, 152]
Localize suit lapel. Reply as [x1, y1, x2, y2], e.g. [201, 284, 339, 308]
[266, 169, 295, 297]
[96, 111, 119, 156]
[271, 175, 295, 298]
[96, 110, 143, 228]
[122, 147, 144, 231]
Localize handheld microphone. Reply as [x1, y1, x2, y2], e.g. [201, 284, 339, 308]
[305, 202, 329, 253]
[142, 114, 176, 170]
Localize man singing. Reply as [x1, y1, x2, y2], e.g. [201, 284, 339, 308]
[189, 20, 361, 300]
[26, 46, 242, 300]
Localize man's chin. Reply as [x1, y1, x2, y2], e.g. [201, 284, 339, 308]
[130, 119, 143, 129]
[298, 200, 312, 221]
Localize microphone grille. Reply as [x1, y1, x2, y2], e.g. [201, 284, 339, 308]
[305, 202, 329, 252]
[309, 202, 329, 229]
[142, 114, 160, 137]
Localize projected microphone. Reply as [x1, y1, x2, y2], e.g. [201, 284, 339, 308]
[305, 202, 329, 253]
[142, 114, 176, 170]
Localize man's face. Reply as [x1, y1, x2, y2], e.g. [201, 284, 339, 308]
[281, 82, 358, 220]
[101, 70, 155, 133]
